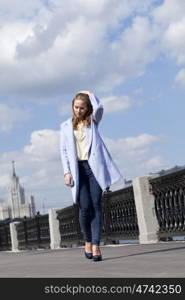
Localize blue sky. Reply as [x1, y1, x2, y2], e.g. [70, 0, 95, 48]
[0, 0, 185, 212]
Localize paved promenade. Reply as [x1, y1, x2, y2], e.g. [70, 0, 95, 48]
[0, 241, 185, 278]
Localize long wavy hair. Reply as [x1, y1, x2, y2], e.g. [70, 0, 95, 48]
[72, 93, 93, 130]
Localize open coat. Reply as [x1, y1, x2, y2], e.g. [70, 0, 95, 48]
[60, 93, 123, 203]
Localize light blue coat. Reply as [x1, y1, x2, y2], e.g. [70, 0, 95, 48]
[60, 93, 123, 203]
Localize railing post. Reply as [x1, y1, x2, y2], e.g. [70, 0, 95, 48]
[133, 175, 159, 244]
[49, 208, 61, 249]
[36, 212, 41, 246]
[23, 217, 28, 246]
[10, 222, 20, 252]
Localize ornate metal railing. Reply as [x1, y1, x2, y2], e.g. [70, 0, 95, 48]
[16, 213, 50, 249]
[57, 186, 139, 247]
[149, 168, 185, 239]
[3, 167, 185, 250]
[57, 204, 83, 247]
[102, 186, 139, 243]
[0, 220, 11, 250]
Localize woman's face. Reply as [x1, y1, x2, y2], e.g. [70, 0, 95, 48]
[73, 99, 88, 119]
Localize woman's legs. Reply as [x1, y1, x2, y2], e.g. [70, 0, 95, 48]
[88, 170, 103, 247]
[77, 161, 103, 254]
[78, 176, 92, 244]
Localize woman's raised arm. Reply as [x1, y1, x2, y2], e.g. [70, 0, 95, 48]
[78, 90, 103, 124]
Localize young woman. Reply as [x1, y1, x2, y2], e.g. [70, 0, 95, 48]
[60, 91, 123, 261]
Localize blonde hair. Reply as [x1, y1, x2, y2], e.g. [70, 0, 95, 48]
[72, 93, 93, 130]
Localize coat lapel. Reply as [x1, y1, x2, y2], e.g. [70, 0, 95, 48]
[85, 118, 92, 158]
[64, 118, 77, 158]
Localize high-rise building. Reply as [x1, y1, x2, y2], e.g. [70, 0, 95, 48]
[8, 161, 36, 219]
[0, 199, 11, 220]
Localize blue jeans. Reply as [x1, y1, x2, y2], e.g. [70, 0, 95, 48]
[77, 160, 103, 246]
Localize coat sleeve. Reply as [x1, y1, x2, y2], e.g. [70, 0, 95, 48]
[89, 93, 103, 124]
[60, 124, 71, 175]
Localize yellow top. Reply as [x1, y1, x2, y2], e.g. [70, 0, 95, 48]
[73, 122, 88, 161]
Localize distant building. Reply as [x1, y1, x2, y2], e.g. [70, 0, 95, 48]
[0, 199, 11, 220]
[149, 165, 185, 176]
[8, 161, 36, 219]
[0, 161, 36, 221]
[27, 195, 36, 216]
[124, 165, 185, 188]
[124, 178, 132, 187]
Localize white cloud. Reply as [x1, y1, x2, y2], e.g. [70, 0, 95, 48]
[140, 155, 165, 171]
[152, 0, 185, 67]
[110, 16, 159, 78]
[152, 0, 185, 25]
[0, 104, 32, 132]
[122, 134, 159, 148]
[0, 174, 10, 189]
[162, 18, 185, 64]
[0, 0, 51, 25]
[0, 1, 160, 100]
[24, 129, 60, 161]
[105, 134, 159, 152]
[175, 68, 185, 88]
[101, 95, 131, 113]
[0, 22, 33, 63]
[104, 133, 166, 179]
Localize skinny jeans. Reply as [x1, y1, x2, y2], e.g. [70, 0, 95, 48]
[77, 160, 103, 246]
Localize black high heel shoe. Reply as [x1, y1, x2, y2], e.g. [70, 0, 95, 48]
[84, 251, 93, 259]
[92, 247, 102, 261]
[92, 254, 102, 262]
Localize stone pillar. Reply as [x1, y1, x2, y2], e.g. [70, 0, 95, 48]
[133, 175, 159, 244]
[49, 208, 61, 249]
[10, 222, 20, 252]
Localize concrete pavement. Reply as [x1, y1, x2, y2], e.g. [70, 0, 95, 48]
[0, 241, 185, 278]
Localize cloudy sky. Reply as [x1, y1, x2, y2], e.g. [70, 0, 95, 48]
[0, 0, 185, 212]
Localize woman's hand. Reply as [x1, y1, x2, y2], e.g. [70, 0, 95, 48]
[78, 90, 92, 96]
[64, 173, 74, 187]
